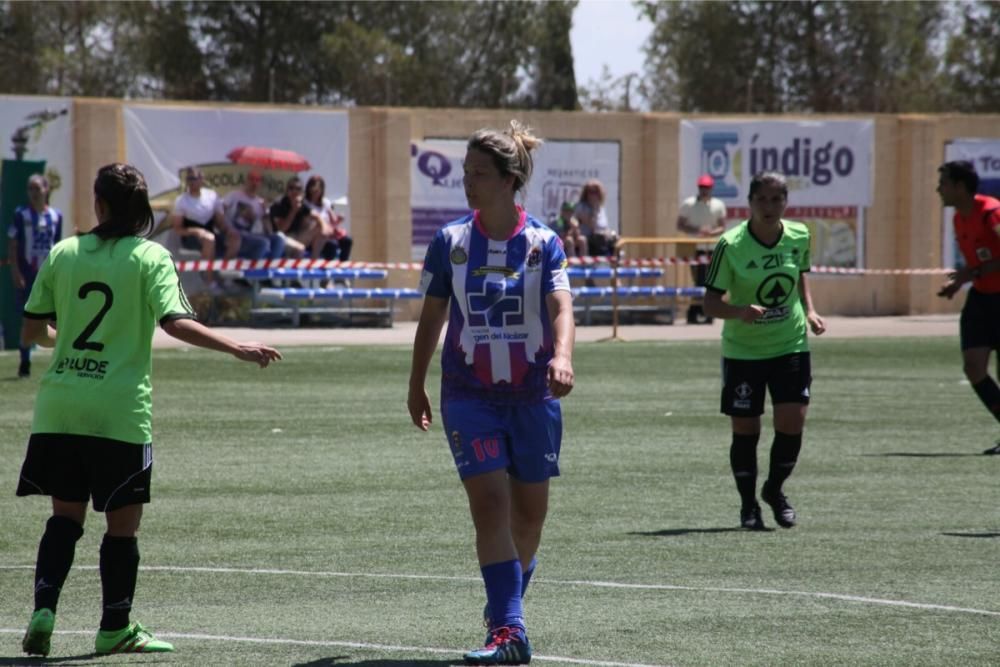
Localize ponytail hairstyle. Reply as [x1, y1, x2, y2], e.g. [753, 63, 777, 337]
[467, 120, 543, 195]
[92, 163, 155, 240]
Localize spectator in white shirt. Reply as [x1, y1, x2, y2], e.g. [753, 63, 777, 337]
[677, 174, 727, 324]
[167, 167, 237, 287]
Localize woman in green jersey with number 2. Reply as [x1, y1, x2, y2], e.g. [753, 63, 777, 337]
[703, 171, 825, 531]
[17, 163, 281, 658]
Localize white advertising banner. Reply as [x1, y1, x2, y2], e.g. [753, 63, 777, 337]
[943, 139, 1000, 268]
[0, 96, 74, 235]
[679, 120, 873, 206]
[680, 119, 874, 267]
[411, 138, 620, 259]
[123, 104, 349, 232]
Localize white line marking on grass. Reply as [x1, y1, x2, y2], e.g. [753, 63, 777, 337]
[0, 629, 668, 667]
[2, 563, 999, 618]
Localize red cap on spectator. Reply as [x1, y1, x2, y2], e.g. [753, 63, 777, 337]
[697, 174, 714, 188]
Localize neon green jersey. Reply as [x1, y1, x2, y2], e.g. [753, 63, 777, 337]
[23, 234, 195, 443]
[704, 220, 812, 360]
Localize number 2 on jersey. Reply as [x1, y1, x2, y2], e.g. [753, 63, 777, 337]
[73, 282, 113, 351]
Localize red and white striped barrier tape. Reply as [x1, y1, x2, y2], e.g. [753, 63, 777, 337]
[173, 258, 423, 272]
[172, 256, 953, 276]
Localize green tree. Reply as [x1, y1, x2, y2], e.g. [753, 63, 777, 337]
[525, 0, 579, 110]
[638, 1, 758, 112]
[191, 1, 336, 103]
[941, 1, 1000, 112]
[320, 1, 543, 108]
[637, 0, 948, 113]
[0, 1, 44, 94]
[130, 1, 209, 101]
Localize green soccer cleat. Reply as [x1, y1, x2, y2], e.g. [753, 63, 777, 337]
[22, 608, 55, 656]
[95, 621, 175, 654]
[464, 626, 532, 665]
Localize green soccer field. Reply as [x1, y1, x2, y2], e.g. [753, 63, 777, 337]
[1, 337, 998, 666]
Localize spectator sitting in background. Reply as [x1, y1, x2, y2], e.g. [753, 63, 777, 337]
[575, 179, 617, 257]
[221, 170, 285, 262]
[677, 173, 727, 324]
[304, 175, 352, 262]
[168, 167, 235, 291]
[268, 176, 325, 258]
[550, 201, 587, 258]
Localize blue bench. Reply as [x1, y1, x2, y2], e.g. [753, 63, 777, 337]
[570, 285, 707, 326]
[244, 268, 416, 326]
[572, 286, 705, 298]
[243, 268, 389, 281]
[565, 267, 665, 280]
[255, 286, 422, 327]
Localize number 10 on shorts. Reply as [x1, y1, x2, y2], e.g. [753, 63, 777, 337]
[471, 437, 500, 462]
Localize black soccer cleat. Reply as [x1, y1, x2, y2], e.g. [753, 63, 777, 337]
[761, 484, 796, 528]
[740, 503, 765, 530]
[983, 440, 1000, 456]
[17, 360, 30, 378]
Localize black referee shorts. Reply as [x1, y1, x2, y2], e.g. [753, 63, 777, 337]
[960, 288, 1000, 351]
[16, 434, 152, 512]
[721, 352, 812, 417]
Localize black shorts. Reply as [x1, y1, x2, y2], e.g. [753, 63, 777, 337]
[960, 288, 1000, 351]
[16, 434, 153, 512]
[721, 352, 812, 417]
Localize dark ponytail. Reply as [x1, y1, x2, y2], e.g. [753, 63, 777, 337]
[92, 163, 155, 240]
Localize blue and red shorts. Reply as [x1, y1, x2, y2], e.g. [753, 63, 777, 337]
[440, 398, 562, 483]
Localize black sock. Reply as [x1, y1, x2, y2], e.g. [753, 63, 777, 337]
[730, 433, 760, 507]
[766, 431, 803, 492]
[972, 377, 1000, 425]
[33, 516, 84, 613]
[99, 535, 140, 631]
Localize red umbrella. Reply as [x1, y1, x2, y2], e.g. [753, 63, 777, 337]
[226, 146, 311, 172]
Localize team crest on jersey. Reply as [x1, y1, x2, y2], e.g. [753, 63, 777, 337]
[977, 247, 993, 261]
[450, 247, 468, 265]
[526, 245, 542, 269]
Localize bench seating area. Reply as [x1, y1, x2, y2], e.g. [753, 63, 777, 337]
[565, 265, 701, 325]
[565, 266, 665, 280]
[234, 263, 704, 328]
[571, 285, 706, 326]
[245, 268, 420, 327]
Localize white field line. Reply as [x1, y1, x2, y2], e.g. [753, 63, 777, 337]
[1, 563, 998, 618]
[0, 628, 667, 667]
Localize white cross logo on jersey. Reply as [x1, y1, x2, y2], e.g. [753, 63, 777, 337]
[466, 276, 523, 328]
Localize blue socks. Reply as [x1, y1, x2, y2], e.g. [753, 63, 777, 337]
[481, 559, 524, 630]
[521, 557, 537, 598]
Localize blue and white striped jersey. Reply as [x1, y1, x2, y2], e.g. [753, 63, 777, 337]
[8, 205, 63, 275]
[420, 208, 571, 404]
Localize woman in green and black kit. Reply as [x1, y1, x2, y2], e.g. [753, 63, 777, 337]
[703, 171, 825, 531]
[17, 163, 281, 657]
